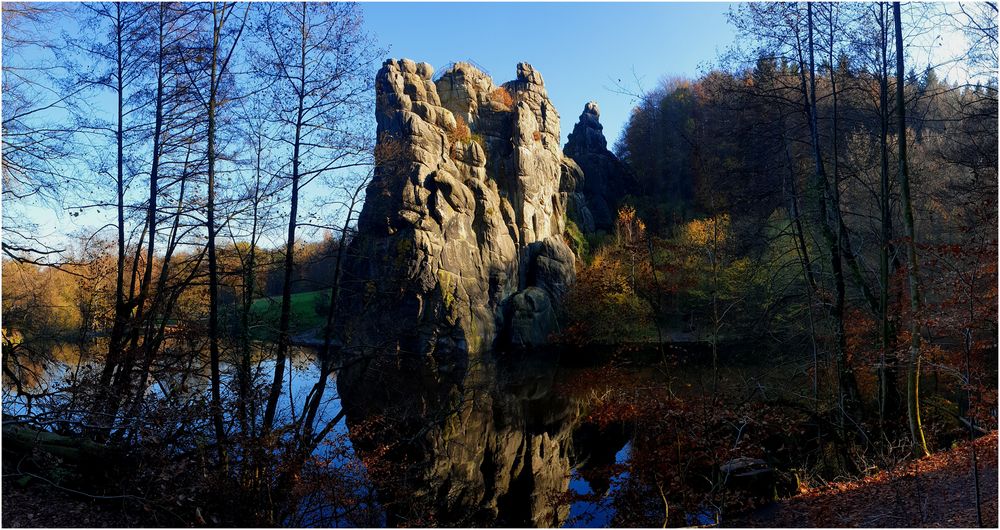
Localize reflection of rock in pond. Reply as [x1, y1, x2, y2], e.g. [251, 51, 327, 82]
[337, 351, 626, 527]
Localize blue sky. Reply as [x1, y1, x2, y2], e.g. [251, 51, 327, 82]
[361, 2, 735, 147]
[6, 1, 983, 252]
[6, 2, 738, 251]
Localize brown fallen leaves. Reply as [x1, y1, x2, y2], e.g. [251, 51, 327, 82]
[1, 476, 133, 528]
[739, 431, 998, 528]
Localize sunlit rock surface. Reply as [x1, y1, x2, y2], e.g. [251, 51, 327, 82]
[340, 59, 576, 361]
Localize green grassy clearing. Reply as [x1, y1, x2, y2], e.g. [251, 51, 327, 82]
[248, 288, 331, 340]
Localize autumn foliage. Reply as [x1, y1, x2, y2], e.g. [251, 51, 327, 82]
[489, 86, 515, 107]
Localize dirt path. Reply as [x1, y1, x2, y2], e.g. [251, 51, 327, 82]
[739, 432, 998, 527]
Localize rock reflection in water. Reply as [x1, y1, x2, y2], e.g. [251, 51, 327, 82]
[337, 351, 625, 527]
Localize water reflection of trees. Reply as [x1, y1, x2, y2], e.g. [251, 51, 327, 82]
[5, 336, 813, 528]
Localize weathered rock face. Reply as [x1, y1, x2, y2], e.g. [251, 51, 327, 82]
[559, 156, 596, 234]
[501, 237, 577, 346]
[341, 59, 575, 360]
[562, 101, 636, 231]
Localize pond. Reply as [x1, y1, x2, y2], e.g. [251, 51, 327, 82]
[3, 341, 654, 527]
[332, 348, 646, 527]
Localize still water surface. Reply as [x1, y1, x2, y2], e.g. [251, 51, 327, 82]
[2, 342, 634, 527]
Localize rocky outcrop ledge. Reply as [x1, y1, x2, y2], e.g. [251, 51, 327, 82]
[340, 59, 577, 360]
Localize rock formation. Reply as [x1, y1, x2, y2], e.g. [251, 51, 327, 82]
[562, 101, 636, 231]
[335, 61, 640, 525]
[340, 59, 576, 361]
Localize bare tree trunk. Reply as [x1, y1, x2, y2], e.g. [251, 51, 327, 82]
[201, 0, 247, 456]
[238, 144, 263, 433]
[127, 136, 197, 421]
[801, 2, 860, 428]
[99, 3, 128, 418]
[822, 5, 853, 431]
[136, 80, 162, 358]
[121, 4, 166, 411]
[206, 2, 226, 458]
[783, 131, 816, 292]
[781, 126, 821, 448]
[877, 3, 901, 426]
[893, 1, 929, 457]
[301, 196, 357, 441]
[263, 3, 308, 432]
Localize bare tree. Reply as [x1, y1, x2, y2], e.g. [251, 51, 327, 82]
[203, 0, 249, 455]
[1, 3, 79, 265]
[253, 1, 378, 432]
[227, 95, 283, 433]
[72, 2, 151, 419]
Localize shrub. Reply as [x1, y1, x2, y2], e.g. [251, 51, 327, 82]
[564, 219, 590, 261]
[489, 86, 514, 107]
[447, 116, 474, 158]
[448, 115, 471, 144]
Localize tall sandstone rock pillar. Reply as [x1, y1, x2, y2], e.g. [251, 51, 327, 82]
[340, 59, 576, 365]
[562, 101, 636, 232]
